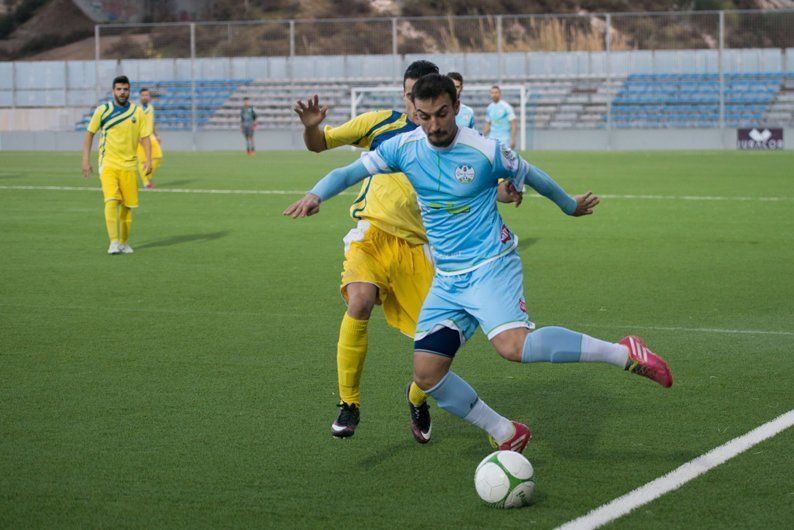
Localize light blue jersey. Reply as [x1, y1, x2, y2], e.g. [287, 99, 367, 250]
[309, 126, 578, 341]
[362, 128, 527, 275]
[455, 103, 475, 130]
[485, 100, 515, 144]
[312, 126, 576, 275]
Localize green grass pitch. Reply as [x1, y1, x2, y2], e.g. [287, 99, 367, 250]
[1, 149, 793, 528]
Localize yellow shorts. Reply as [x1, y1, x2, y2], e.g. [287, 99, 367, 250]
[341, 221, 434, 337]
[100, 167, 138, 208]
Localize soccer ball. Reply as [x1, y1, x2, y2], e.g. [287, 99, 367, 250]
[474, 450, 535, 508]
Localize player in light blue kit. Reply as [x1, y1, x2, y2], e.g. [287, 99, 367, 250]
[285, 75, 673, 452]
[448, 72, 475, 130]
[483, 85, 516, 148]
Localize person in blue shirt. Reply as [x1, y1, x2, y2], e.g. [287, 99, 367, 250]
[448, 72, 475, 130]
[483, 85, 516, 148]
[285, 74, 673, 452]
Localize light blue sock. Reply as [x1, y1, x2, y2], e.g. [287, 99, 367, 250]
[426, 371, 514, 441]
[425, 371, 479, 418]
[521, 326, 583, 363]
[521, 326, 629, 367]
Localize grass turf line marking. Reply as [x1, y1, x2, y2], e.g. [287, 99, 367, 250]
[1, 185, 792, 202]
[573, 322, 794, 337]
[556, 409, 794, 530]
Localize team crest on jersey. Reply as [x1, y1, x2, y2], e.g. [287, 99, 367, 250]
[131, 117, 137, 123]
[454, 164, 475, 184]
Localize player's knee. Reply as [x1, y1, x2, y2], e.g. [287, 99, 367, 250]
[412, 366, 443, 391]
[346, 285, 378, 320]
[490, 327, 530, 362]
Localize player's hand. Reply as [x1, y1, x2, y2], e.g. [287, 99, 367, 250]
[510, 138, 516, 149]
[81, 160, 93, 178]
[143, 162, 152, 176]
[572, 192, 600, 216]
[294, 95, 328, 128]
[283, 193, 321, 218]
[497, 180, 523, 207]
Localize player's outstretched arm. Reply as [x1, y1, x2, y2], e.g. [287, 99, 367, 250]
[294, 94, 328, 153]
[283, 159, 373, 219]
[570, 191, 600, 216]
[520, 161, 599, 216]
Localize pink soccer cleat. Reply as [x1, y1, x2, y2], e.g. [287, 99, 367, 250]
[620, 335, 673, 388]
[489, 421, 532, 454]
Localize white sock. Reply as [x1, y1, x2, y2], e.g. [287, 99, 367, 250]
[464, 399, 515, 443]
[580, 335, 629, 368]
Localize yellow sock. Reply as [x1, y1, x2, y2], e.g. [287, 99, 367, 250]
[104, 201, 120, 242]
[119, 206, 132, 243]
[408, 381, 428, 406]
[337, 313, 369, 405]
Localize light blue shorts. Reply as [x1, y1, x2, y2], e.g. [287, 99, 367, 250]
[415, 251, 534, 345]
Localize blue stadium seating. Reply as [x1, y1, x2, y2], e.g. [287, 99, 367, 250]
[75, 79, 252, 131]
[609, 72, 793, 128]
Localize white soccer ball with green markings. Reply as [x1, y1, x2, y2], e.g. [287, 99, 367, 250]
[474, 450, 535, 508]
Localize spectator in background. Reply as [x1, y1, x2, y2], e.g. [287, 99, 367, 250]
[241, 97, 257, 155]
[483, 85, 517, 149]
[447, 72, 475, 130]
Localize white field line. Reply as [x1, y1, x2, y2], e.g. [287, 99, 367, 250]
[0, 185, 792, 202]
[556, 409, 794, 530]
[572, 322, 794, 337]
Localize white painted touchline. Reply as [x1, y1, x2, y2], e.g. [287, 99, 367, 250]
[0, 185, 792, 202]
[556, 409, 794, 530]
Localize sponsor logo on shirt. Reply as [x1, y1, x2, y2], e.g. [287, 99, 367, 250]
[500, 224, 512, 243]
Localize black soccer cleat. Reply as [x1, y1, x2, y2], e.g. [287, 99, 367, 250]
[406, 384, 432, 444]
[331, 402, 360, 438]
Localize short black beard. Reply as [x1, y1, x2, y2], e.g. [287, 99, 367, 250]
[114, 95, 129, 106]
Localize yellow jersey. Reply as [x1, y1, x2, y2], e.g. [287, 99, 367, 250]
[87, 101, 149, 171]
[324, 110, 427, 246]
[141, 102, 155, 136]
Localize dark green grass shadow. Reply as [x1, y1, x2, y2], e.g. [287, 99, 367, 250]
[518, 238, 541, 252]
[136, 230, 229, 249]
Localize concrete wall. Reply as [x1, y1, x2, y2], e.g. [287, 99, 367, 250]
[1, 48, 792, 108]
[2, 128, 791, 151]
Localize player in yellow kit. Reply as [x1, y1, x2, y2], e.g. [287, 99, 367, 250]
[294, 61, 523, 442]
[81, 75, 152, 255]
[294, 61, 439, 440]
[137, 87, 163, 188]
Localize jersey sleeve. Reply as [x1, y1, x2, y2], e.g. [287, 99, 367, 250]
[484, 106, 492, 123]
[87, 105, 105, 134]
[138, 108, 151, 139]
[506, 103, 516, 121]
[468, 112, 476, 129]
[323, 110, 393, 150]
[495, 142, 576, 214]
[360, 134, 402, 175]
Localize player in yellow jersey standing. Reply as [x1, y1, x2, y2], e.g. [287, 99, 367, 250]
[137, 87, 163, 188]
[81, 75, 152, 255]
[293, 61, 522, 441]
